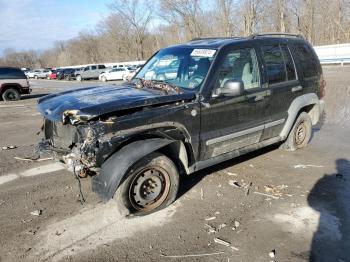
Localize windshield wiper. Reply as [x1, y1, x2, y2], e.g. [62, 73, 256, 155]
[134, 78, 183, 94]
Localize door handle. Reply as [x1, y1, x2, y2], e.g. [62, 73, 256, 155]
[291, 86, 303, 92]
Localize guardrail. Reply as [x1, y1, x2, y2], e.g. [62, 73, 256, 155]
[314, 43, 350, 65]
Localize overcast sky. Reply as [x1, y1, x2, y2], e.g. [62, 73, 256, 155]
[0, 0, 110, 55]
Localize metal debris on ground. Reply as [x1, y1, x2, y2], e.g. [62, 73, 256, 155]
[214, 237, 231, 247]
[253, 191, 280, 200]
[228, 180, 242, 188]
[234, 220, 240, 228]
[30, 210, 42, 216]
[1, 145, 17, 150]
[205, 224, 216, 234]
[293, 164, 324, 169]
[269, 250, 276, 258]
[200, 188, 204, 200]
[14, 156, 53, 162]
[205, 216, 216, 221]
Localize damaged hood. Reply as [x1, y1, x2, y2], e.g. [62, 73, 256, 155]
[37, 84, 196, 122]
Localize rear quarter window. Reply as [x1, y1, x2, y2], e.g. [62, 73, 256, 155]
[292, 43, 320, 78]
[0, 68, 26, 80]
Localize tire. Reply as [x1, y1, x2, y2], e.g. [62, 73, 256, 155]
[114, 152, 179, 216]
[76, 75, 82, 82]
[282, 112, 312, 151]
[101, 76, 107, 82]
[34, 75, 38, 79]
[2, 88, 21, 101]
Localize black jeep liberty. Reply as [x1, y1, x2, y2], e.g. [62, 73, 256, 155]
[37, 33, 325, 215]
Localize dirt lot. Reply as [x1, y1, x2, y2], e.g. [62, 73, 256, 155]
[0, 70, 349, 262]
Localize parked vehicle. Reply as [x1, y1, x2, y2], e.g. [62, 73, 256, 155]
[125, 67, 141, 81]
[26, 69, 50, 79]
[0, 67, 31, 101]
[37, 33, 325, 215]
[99, 67, 130, 81]
[48, 69, 58, 80]
[58, 68, 76, 81]
[75, 65, 106, 81]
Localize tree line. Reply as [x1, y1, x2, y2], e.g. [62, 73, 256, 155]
[1, 0, 349, 68]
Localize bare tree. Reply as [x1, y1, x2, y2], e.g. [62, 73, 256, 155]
[160, 0, 204, 40]
[109, 0, 153, 60]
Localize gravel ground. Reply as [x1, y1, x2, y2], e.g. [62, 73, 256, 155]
[0, 70, 349, 262]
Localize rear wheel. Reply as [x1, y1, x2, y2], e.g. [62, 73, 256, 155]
[2, 88, 21, 101]
[114, 152, 179, 216]
[282, 112, 312, 151]
[101, 76, 107, 82]
[34, 75, 38, 79]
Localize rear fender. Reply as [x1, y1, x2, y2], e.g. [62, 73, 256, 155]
[92, 138, 176, 202]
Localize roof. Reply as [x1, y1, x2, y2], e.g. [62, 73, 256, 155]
[172, 38, 245, 49]
[169, 34, 306, 49]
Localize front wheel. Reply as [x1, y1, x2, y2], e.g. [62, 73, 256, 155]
[282, 112, 312, 151]
[2, 88, 21, 101]
[114, 152, 179, 216]
[101, 76, 107, 82]
[34, 75, 38, 79]
[76, 75, 82, 82]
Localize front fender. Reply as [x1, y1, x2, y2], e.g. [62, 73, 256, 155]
[91, 138, 174, 202]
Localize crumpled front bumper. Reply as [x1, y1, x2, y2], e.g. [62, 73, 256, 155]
[38, 139, 83, 173]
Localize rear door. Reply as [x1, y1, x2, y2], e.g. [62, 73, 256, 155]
[200, 46, 267, 159]
[259, 43, 301, 140]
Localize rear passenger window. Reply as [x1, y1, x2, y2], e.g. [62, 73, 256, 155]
[262, 45, 286, 84]
[281, 46, 296, 81]
[91, 66, 97, 70]
[0, 68, 25, 79]
[294, 44, 319, 78]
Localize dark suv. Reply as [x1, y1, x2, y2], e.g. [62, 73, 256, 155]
[37, 33, 325, 215]
[0, 67, 31, 101]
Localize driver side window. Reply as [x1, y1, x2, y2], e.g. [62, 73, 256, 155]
[217, 48, 260, 90]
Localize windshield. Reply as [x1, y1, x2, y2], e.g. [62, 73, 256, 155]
[134, 47, 216, 90]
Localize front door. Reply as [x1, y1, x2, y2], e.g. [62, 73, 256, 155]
[200, 46, 267, 160]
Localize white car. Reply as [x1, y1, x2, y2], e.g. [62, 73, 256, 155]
[26, 69, 49, 79]
[99, 68, 130, 81]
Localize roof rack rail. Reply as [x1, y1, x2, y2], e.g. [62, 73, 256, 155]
[190, 37, 244, 41]
[248, 33, 304, 39]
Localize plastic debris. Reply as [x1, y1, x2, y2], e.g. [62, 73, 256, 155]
[269, 250, 276, 258]
[205, 216, 216, 221]
[1, 145, 17, 150]
[30, 210, 42, 216]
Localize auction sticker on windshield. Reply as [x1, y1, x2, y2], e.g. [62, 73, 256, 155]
[191, 49, 216, 57]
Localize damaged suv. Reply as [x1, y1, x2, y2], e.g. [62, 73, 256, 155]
[37, 34, 325, 215]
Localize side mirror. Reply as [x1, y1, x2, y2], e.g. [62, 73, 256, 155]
[220, 79, 245, 97]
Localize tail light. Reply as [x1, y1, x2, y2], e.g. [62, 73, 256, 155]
[320, 74, 326, 98]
